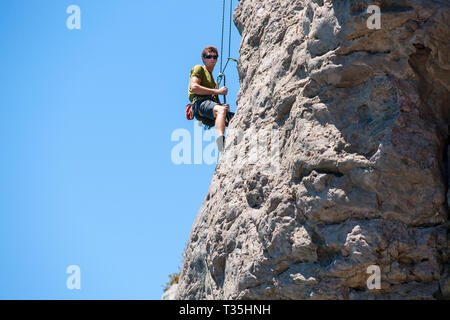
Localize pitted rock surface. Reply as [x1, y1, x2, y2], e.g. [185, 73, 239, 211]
[173, 0, 449, 300]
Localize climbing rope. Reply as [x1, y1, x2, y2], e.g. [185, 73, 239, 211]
[219, 0, 226, 73]
[217, 0, 237, 104]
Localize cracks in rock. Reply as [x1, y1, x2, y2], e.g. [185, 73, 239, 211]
[247, 14, 270, 48]
[280, 39, 302, 77]
[210, 254, 227, 290]
[314, 169, 344, 178]
[316, 245, 341, 267]
[378, 2, 413, 14]
[444, 126, 450, 214]
[339, 49, 392, 57]
[349, 1, 368, 16]
[308, 224, 342, 267]
[292, 163, 343, 184]
[349, 0, 413, 16]
[408, 42, 450, 218]
[275, 95, 296, 125]
[407, 43, 442, 123]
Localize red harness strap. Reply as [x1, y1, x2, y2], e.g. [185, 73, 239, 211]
[185, 104, 194, 120]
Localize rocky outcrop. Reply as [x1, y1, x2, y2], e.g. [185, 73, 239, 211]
[162, 284, 179, 300]
[174, 0, 449, 299]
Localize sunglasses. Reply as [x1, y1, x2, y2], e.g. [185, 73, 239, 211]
[203, 54, 219, 60]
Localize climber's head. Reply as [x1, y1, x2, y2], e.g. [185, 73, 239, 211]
[202, 46, 219, 71]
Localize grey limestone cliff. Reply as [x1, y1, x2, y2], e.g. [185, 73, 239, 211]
[173, 0, 450, 299]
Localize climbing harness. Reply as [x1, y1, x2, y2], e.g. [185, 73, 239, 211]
[216, 0, 237, 105]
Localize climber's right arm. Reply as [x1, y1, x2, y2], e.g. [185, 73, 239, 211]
[190, 76, 228, 96]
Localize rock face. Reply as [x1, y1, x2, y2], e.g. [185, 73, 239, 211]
[175, 0, 449, 299]
[162, 284, 179, 300]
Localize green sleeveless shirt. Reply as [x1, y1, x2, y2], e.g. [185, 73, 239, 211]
[188, 65, 219, 104]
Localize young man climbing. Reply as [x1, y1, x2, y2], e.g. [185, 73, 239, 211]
[188, 46, 231, 153]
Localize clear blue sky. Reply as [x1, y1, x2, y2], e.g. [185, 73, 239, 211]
[0, 0, 241, 299]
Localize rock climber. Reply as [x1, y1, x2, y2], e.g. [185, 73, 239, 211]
[188, 46, 232, 152]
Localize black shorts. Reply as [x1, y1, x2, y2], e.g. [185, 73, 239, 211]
[193, 99, 217, 121]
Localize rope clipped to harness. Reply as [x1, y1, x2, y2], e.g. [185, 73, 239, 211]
[216, 72, 226, 104]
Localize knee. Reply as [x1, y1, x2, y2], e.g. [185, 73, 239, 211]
[214, 105, 228, 117]
[219, 107, 227, 116]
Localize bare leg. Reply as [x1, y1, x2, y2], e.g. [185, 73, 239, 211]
[213, 104, 229, 152]
[213, 104, 229, 137]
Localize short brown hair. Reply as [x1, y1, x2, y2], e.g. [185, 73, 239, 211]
[202, 46, 218, 59]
